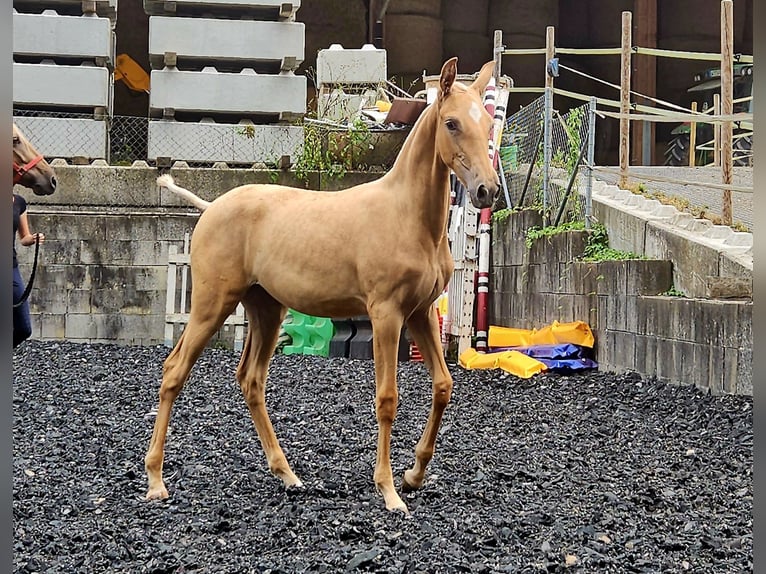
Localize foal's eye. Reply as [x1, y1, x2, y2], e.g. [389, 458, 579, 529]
[12, 136, 19, 145]
[445, 119, 459, 132]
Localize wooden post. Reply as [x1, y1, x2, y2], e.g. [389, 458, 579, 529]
[720, 0, 733, 226]
[493, 29, 503, 81]
[713, 93, 721, 166]
[619, 11, 632, 189]
[632, 0, 657, 165]
[689, 101, 698, 167]
[545, 26, 555, 90]
[542, 26, 555, 218]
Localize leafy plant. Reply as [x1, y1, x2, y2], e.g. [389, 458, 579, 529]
[523, 220, 645, 262]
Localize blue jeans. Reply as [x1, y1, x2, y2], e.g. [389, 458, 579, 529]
[13, 265, 32, 348]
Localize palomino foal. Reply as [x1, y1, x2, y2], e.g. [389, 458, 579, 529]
[146, 58, 499, 513]
[13, 123, 57, 195]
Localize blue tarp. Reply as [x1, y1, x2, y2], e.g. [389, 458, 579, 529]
[489, 343, 598, 373]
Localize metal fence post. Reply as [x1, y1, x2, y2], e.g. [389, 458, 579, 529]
[543, 86, 552, 221]
[585, 96, 596, 230]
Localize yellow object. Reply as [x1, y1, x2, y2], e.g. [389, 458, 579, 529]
[458, 348, 507, 370]
[460, 348, 547, 379]
[497, 350, 547, 379]
[489, 321, 595, 349]
[376, 100, 392, 112]
[551, 320, 595, 348]
[114, 54, 151, 93]
[487, 326, 532, 348]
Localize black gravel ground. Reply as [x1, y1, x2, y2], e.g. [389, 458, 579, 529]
[13, 341, 752, 574]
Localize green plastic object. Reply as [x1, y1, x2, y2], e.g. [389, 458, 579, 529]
[281, 310, 334, 357]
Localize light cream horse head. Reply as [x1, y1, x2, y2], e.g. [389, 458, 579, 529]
[13, 123, 57, 195]
[434, 57, 499, 208]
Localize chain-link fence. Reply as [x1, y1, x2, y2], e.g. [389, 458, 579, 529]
[12, 108, 408, 172]
[499, 96, 591, 226]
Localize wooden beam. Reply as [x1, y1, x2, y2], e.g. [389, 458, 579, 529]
[619, 11, 632, 188]
[721, 0, 734, 226]
[632, 0, 657, 165]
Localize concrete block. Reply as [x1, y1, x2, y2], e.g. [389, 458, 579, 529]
[706, 276, 752, 299]
[66, 289, 92, 314]
[695, 299, 740, 348]
[645, 221, 719, 298]
[568, 230, 588, 260]
[572, 261, 600, 295]
[317, 44, 387, 85]
[638, 295, 673, 338]
[13, 116, 108, 160]
[633, 334, 659, 379]
[719, 251, 752, 281]
[13, 12, 112, 60]
[552, 294, 575, 323]
[626, 259, 673, 295]
[606, 295, 638, 333]
[657, 339, 696, 386]
[736, 302, 752, 351]
[149, 17, 305, 70]
[149, 68, 307, 117]
[700, 343, 725, 394]
[737, 347, 752, 395]
[13, 63, 110, 108]
[723, 347, 739, 394]
[143, 0, 301, 18]
[555, 262, 574, 294]
[591, 199, 647, 254]
[608, 329, 636, 372]
[702, 225, 734, 242]
[39, 313, 67, 339]
[722, 232, 753, 248]
[594, 260, 627, 295]
[147, 120, 304, 165]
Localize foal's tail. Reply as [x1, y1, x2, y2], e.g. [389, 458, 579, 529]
[157, 174, 211, 212]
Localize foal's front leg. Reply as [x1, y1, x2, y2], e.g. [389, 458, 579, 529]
[401, 305, 453, 492]
[369, 308, 408, 513]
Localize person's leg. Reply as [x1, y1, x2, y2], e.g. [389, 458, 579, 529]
[12, 266, 32, 348]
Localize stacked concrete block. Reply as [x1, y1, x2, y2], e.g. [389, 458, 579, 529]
[145, 0, 306, 165]
[12, 2, 116, 159]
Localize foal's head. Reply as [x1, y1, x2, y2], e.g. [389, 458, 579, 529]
[13, 123, 57, 195]
[434, 58, 500, 209]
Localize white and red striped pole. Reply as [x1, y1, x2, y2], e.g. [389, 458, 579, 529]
[475, 77, 497, 353]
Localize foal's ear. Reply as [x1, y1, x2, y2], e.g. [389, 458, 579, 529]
[439, 57, 458, 100]
[470, 61, 496, 95]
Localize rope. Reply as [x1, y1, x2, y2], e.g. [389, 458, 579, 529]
[501, 45, 753, 63]
[632, 46, 754, 63]
[557, 63, 696, 114]
[13, 233, 40, 309]
[596, 109, 753, 123]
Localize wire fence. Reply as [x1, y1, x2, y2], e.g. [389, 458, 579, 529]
[500, 96, 591, 226]
[12, 108, 408, 172]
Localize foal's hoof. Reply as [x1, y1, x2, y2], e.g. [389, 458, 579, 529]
[284, 481, 306, 496]
[401, 469, 422, 492]
[145, 485, 169, 500]
[387, 499, 410, 515]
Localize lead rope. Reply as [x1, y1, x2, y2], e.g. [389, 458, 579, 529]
[13, 233, 40, 309]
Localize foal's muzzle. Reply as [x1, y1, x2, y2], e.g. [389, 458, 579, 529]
[469, 183, 499, 209]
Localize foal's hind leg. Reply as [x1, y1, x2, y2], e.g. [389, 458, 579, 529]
[237, 287, 302, 488]
[401, 304, 453, 491]
[144, 291, 238, 500]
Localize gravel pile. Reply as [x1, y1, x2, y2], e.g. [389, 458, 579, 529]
[13, 341, 752, 573]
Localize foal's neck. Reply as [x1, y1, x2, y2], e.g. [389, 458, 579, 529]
[385, 103, 451, 244]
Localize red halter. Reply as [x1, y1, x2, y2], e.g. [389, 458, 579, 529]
[13, 154, 45, 185]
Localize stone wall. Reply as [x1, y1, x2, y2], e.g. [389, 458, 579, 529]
[489, 209, 752, 395]
[16, 164, 381, 347]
